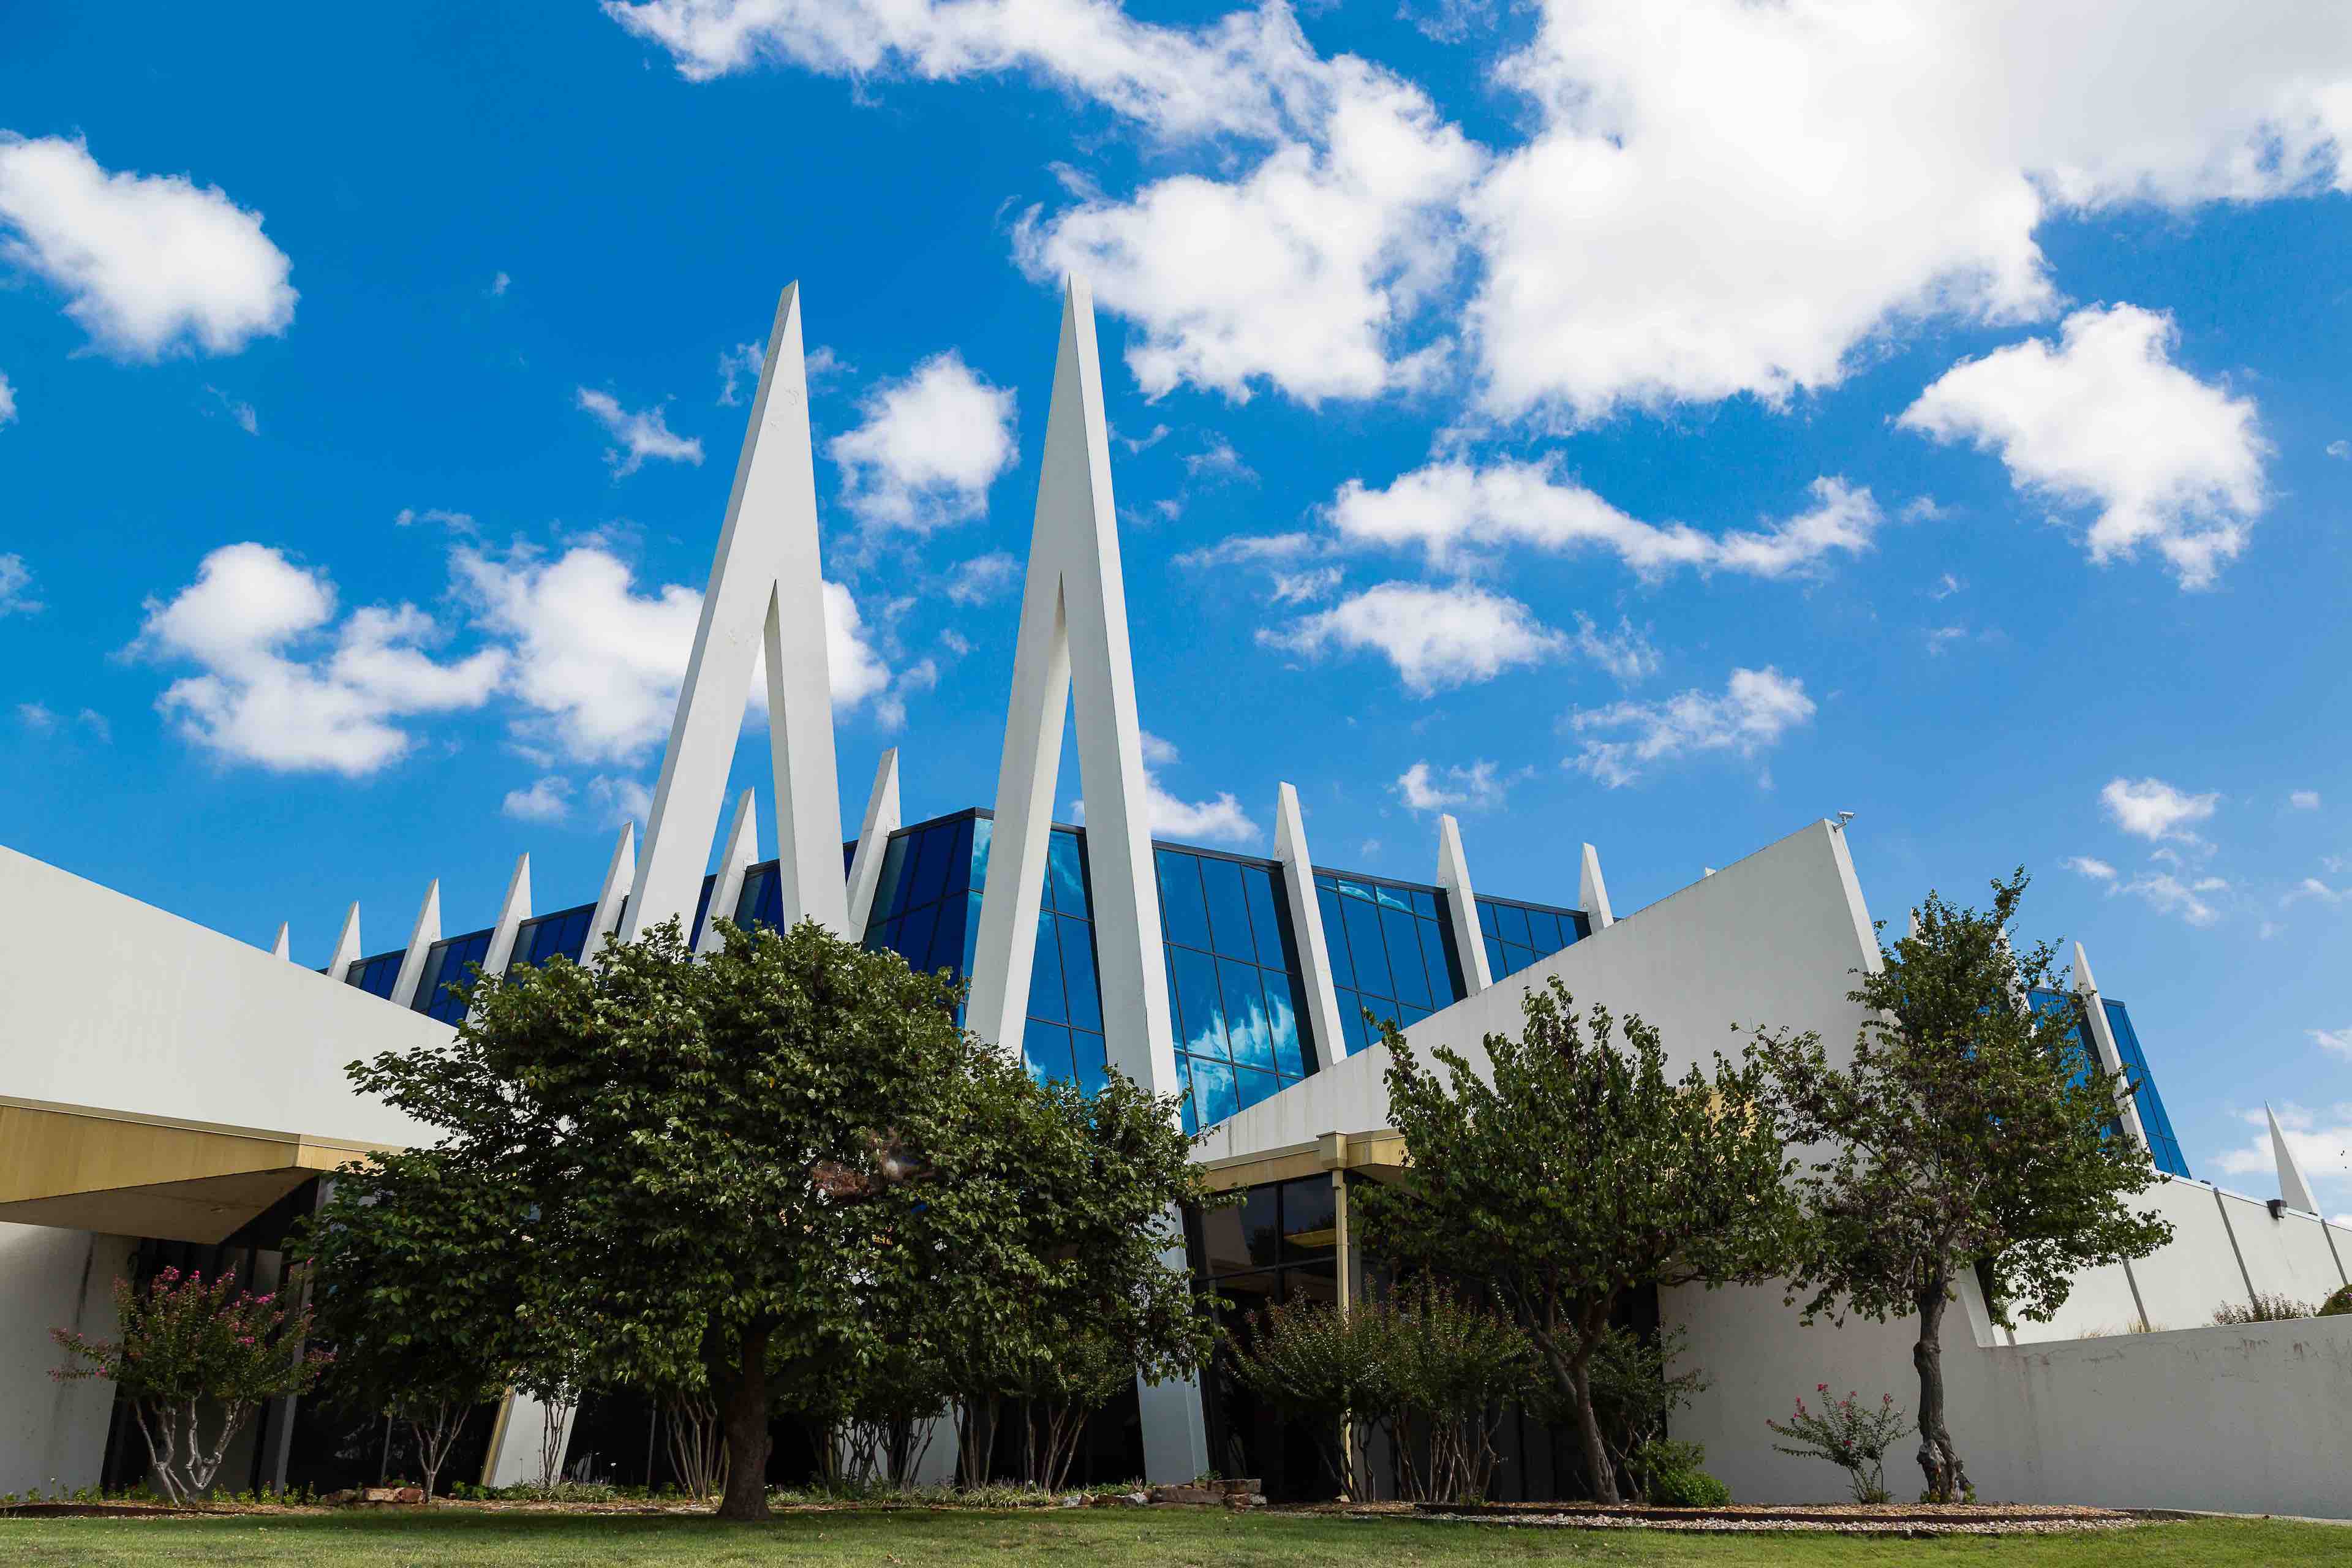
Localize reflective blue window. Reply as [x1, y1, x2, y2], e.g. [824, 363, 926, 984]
[687, 873, 717, 948]
[344, 948, 405, 1000]
[1475, 894, 1588, 982]
[1154, 845, 1321, 1131]
[1316, 870, 1467, 1055]
[414, 928, 494, 1024]
[514, 902, 597, 968]
[2103, 999, 2192, 1178]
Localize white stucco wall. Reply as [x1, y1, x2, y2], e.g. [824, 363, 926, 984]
[0, 1224, 136, 1494]
[2219, 1191, 2348, 1305]
[2007, 1261, 2144, 1344]
[2113, 1178, 2244, 1332]
[0, 845, 443, 1144]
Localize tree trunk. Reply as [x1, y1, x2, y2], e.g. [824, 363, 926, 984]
[1911, 1284, 1970, 1502]
[1542, 1334, 1619, 1505]
[714, 1325, 774, 1520]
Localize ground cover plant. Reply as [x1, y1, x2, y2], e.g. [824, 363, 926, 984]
[1, 1509, 2346, 1566]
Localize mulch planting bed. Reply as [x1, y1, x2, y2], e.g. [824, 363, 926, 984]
[1393, 1501, 2140, 1536]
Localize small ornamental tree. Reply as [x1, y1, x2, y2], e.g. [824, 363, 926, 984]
[1766, 1386, 1910, 1503]
[298, 1148, 531, 1499]
[53, 1267, 329, 1502]
[1748, 871, 2173, 1500]
[1359, 979, 1806, 1505]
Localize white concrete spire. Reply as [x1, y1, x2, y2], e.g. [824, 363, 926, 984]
[483, 853, 533, 979]
[1275, 782, 1349, 1065]
[270, 923, 290, 961]
[1578, 843, 1615, 929]
[327, 902, 363, 982]
[582, 821, 636, 971]
[388, 880, 442, 1009]
[696, 789, 760, 956]
[845, 748, 902, 936]
[625, 282, 848, 944]
[2269, 1104, 2321, 1213]
[2070, 940, 2150, 1153]
[1436, 813, 1492, 994]
[1907, 908, 1923, 940]
[962, 278, 1205, 1486]
[967, 277, 1176, 1099]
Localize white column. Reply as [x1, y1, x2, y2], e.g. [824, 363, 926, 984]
[270, 923, 290, 960]
[627, 282, 848, 944]
[1435, 813, 1491, 995]
[388, 881, 441, 1009]
[1275, 782, 1348, 1068]
[326, 902, 363, 982]
[582, 823, 636, 970]
[695, 789, 760, 956]
[2268, 1104, 2321, 1213]
[845, 748, 902, 935]
[1578, 843, 1615, 929]
[964, 277, 1204, 1485]
[483, 853, 533, 980]
[2073, 941, 2151, 1153]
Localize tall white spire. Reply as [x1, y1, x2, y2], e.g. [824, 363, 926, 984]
[582, 821, 636, 971]
[845, 749, 903, 936]
[326, 902, 363, 982]
[2269, 1104, 2321, 1213]
[1436, 813, 1492, 994]
[388, 880, 442, 1009]
[1275, 782, 1348, 1064]
[483, 853, 533, 979]
[627, 282, 847, 944]
[1578, 843, 1615, 929]
[696, 790, 760, 956]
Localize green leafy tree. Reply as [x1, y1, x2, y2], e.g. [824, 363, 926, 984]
[1747, 871, 2173, 1500]
[1527, 1322, 1708, 1502]
[1224, 1291, 1390, 1496]
[1359, 979, 1806, 1504]
[53, 1266, 328, 1502]
[298, 1149, 529, 1499]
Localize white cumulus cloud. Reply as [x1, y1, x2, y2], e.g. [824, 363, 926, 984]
[1329, 464, 1880, 579]
[1070, 730, 1258, 844]
[134, 543, 503, 775]
[1568, 666, 1815, 788]
[502, 776, 573, 824]
[1901, 305, 2267, 587]
[829, 352, 1016, 532]
[576, 388, 704, 475]
[0, 134, 296, 359]
[1263, 580, 1564, 695]
[1396, 759, 1509, 813]
[2100, 776, 2219, 843]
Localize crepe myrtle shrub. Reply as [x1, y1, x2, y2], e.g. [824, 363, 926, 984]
[1223, 1290, 1390, 1498]
[1765, 1387, 1910, 1504]
[1746, 872, 2172, 1502]
[1376, 1281, 1539, 1504]
[296, 1147, 535, 1501]
[1358, 979, 1807, 1506]
[52, 1267, 330, 1503]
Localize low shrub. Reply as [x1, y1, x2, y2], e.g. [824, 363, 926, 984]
[1629, 1438, 1729, 1507]
[2212, 1292, 2316, 1324]
[2319, 1285, 2352, 1317]
[1765, 1385, 1909, 1504]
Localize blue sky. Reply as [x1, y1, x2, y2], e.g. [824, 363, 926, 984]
[2, 3, 2348, 1207]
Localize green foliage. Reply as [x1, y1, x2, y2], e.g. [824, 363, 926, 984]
[51, 1267, 328, 1502]
[309, 914, 1216, 1518]
[1358, 978, 1804, 1504]
[1630, 1439, 1731, 1507]
[299, 1148, 531, 1499]
[1528, 1323, 1709, 1502]
[1226, 1281, 1543, 1504]
[1749, 870, 2173, 1501]
[1765, 1386, 1909, 1503]
[2212, 1292, 2317, 1324]
[2321, 1285, 2352, 1317]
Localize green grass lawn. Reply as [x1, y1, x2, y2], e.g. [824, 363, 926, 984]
[1, 1509, 2345, 1567]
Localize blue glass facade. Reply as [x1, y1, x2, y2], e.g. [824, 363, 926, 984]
[1155, 847, 1317, 1136]
[2103, 999, 2191, 1178]
[1313, 871, 1465, 1058]
[342, 948, 405, 1000]
[2027, 987, 2192, 1180]
[513, 901, 598, 968]
[412, 927, 494, 1024]
[1474, 894, 1588, 982]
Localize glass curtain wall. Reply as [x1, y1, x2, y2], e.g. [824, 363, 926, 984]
[411, 927, 494, 1024]
[1155, 847, 1318, 1136]
[2102, 1000, 2192, 1178]
[1473, 895, 1588, 983]
[1311, 872, 1465, 1058]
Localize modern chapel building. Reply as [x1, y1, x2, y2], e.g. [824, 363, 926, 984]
[1, 281, 2341, 1513]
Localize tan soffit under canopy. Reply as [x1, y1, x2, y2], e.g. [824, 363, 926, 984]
[0, 1096, 393, 1245]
